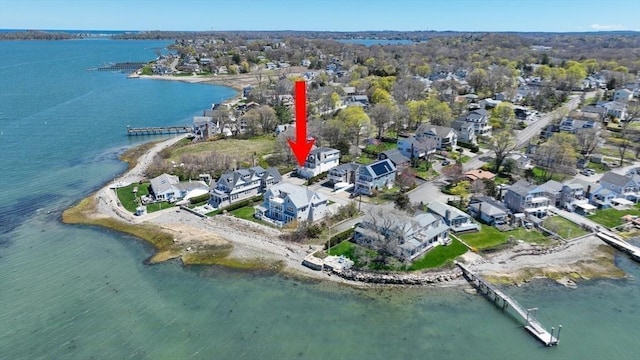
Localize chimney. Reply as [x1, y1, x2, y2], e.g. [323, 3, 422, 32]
[445, 209, 451, 220]
[586, 184, 591, 198]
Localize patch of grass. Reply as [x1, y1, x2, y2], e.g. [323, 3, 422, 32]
[458, 155, 471, 164]
[408, 239, 468, 270]
[542, 216, 589, 239]
[120, 141, 160, 170]
[114, 183, 173, 214]
[507, 228, 552, 244]
[168, 136, 274, 163]
[328, 240, 356, 258]
[528, 166, 568, 184]
[355, 155, 377, 165]
[459, 225, 510, 249]
[588, 207, 640, 228]
[364, 141, 397, 154]
[230, 206, 256, 220]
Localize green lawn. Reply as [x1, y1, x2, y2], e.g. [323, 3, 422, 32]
[168, 136, 275, 163]
[364, 141, 397, 154]
[230, 206, 256, 220]
[459, 224, 550, 249]
[328, 240, 356, 258]
[529, 167, 569, 184]
[115, 183, 173, 213]
[588, 206, 640, 228]
[408, 239, 468, 270]
[355, 155, 377, 165]
[542, 216, 589, 239]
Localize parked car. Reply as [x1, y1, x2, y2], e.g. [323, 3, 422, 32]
[580, 168, 595, 176]
[441, 160, 451, 166]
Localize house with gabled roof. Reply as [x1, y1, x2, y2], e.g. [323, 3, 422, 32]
[503, 180, 551, 218]
[354, 211, 450, 261]
[427, 200, 479, 232]
[462, 109, 492, 136]
[297, 147, 340, 179]
[468, 196, 510, 225]
[397, 136, 430, 159]
[355, 158, 397, 195]
[255, 183, 329, 226]
[328, 163, 360, 185]
[416, 124, 458, 150]
[590, 171, 640, 208]
[451, 119, 477, 145]
[149, 173, 181, 202]
[377, 149, 410, 169]
[210, 166, 281, 208]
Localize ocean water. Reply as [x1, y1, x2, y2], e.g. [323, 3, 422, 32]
[1, 40, 639, 360]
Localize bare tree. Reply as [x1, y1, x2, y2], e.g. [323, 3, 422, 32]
[490, 130, 517, 173]
[245, 105, 278, 135]
[575, 127, 601, 156]
[392, 77, 426, 104]
[367, 103, 395, 139]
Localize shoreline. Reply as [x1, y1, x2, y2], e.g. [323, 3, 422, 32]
[62, 135, 630, 288]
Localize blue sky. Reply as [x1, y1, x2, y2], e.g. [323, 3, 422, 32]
[1, 0, 639, 32]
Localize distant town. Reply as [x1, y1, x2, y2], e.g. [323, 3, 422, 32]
[63, 30, 640, 284]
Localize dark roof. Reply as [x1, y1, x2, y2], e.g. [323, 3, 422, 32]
[369, 159, 396, 177]
[378, 149, 410, 166]
[601, 171, 633, 188]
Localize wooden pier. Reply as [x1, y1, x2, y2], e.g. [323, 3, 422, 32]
[456, 262, 561, 347]
[126, 125, 192, 136]
[596, 232, 640, 262]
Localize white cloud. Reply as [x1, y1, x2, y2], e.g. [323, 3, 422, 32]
[590, 23, 626, 31]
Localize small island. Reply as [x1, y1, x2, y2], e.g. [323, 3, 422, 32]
[65, 31, 640, 288]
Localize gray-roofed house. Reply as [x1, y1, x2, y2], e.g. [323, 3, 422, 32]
[255, 183, 329, 227]
[397, 136, 430, 159]
[297, 147, 341, 179]
[503, 180, 551, 218]
[416, 124, 458, 150]
[560, 181, 594, 214]
[328, 163, 360, 185]
[451, 119, 477, 145]
[558, 117, 599, 134]
[355, 159, 397, 195]
[210, 167, 281, 208]
[427, 200, 479, 232]
[590, 171, 640, 208]
[468, 197, 510, 225]
[377, 149, 410, 169]
[354, 211, 450, 261]
[538, 180, 564, 207]
[149, 173, 181, 202]
[463, 109, 492, 136]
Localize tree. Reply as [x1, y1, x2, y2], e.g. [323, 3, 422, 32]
[450, 180, 471, 207]
[533, 133, 578, 181]
[245, 105, 277, 135]
[467, 68, 487, 93]
[393, 192, 412, 211]
[441, 163, 465, 184]
[565, 63, 587, 91]
[371, 87, 393, 105]
[406, 99, 429, 129]
[574, 127, 600, 156]
[425, 97, 452, 126]
[363, 209, 406, 267]
[335, 106, 371, 147]
[490, 103, 515, 129]
[396, 167, 416, 189]
[367, 103, 395, 139]
[490, 130, 517, 173]
[392, 77, 426, 104]
[274, 104, 292, 124]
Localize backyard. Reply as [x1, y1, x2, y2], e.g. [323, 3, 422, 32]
[542, 216, 589, 239]
[588, 204, 640, 228]
[459, 224, 551, 250]
[115, 183, 173, 213]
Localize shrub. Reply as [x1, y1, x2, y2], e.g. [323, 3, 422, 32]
[325, 228, 355, 249]
[189, 193, 210, 204]
[306, 172, 328, 185]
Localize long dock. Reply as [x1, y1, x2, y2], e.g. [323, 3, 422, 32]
[126, 125, 192, 136]
[97, 62, 147, 72]
[596, 232, 640, 262]
[456, 262, 561, 347]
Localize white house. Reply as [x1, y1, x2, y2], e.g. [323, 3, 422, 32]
[427, 200, 480, 233]
[355, 159, 397, 195]
[255, 183, 329, 226]
[397, 136, 429, 159]
[209, 167, 281, 208]
[353, 211, 450, 261]
[297, 147, 341, 179]
[416, 125, 458, 150]
[463, 109, 492, 136]
[596, 101, 627, 120]
[149, 173, 181, 202]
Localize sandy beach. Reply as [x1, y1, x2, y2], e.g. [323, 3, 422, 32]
[66, 129, 629, 288]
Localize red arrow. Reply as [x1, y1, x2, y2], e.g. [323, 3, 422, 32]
[288, 80, 315, 166]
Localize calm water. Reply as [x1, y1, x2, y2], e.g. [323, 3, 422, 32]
[1, 40, 639, 360]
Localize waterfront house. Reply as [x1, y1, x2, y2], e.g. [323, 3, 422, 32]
[355, 159, 397, 195]
[468, 197, 510, 225]
[209, 166, 281, 208]
[538, 180, 564, 208]
[503, 180, 551, 218]
[427, 200, 480, 233]
[297, 147, 341, 179]
[377, 149, 410, 170]
[149, 173, 181, 202]
[415, 124, 458, 150]
[254, 183, 329, 227]
[193, 116, 219, 139]
[560, 181, 595, 214]
[590, 171, 640, 208]
[328, 163, 360, 185]
[353, 211, 450, 261]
